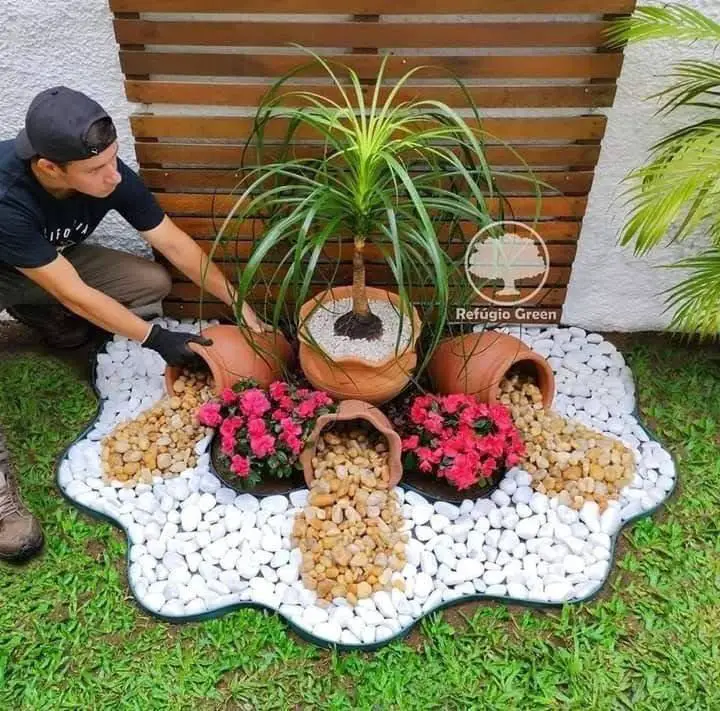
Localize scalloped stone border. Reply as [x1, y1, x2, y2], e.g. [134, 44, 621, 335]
[55, 320, 676, 650]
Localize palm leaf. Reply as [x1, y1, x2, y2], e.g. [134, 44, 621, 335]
[605, 4, 720, 47]
[664, 248, 720, 336]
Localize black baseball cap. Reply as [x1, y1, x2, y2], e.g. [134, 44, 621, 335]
[15, 86, 117, 163]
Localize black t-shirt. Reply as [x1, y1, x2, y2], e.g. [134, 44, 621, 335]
[0, 138, 165, 275]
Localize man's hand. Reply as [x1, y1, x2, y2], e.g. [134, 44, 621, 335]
[142, 324, 213, 368]
[241, 302, 274, 334]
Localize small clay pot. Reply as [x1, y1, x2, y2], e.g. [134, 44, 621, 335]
[165, 324, 294, 396]
[298, 286, 423, 405]
[298, 399, 403, 488]
[427, 331, 555, 408]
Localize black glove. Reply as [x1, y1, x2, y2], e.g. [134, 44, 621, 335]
[142, 325, 213, 368]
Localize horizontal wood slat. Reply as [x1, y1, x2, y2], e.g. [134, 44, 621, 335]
[166, 263, 571, 285]
[114, 19, 611, 48]
[166, 283, 568, 306]
[120, 51, 624, 80]
[130, 115, 607, 142]
[174, 217, 581, 242]
[136, 143, 602, 169]
[185, 238, 577, 264]
[125, 81, 616, 109]
[140, 168, 594, 194]
[156, 193, 587, 218]
[114, 3, 633, 318]
[111, 0, 635, 14]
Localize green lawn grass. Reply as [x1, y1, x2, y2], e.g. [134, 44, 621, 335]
[1, 339, 719, 710]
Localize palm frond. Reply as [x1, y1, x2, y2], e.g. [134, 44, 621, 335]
[206, 45, 542, 374]
[652, 60, 720, 113]
[605, 4, 720, 47]
[664, 248, 720, 336]
[619, 120, 720, 253]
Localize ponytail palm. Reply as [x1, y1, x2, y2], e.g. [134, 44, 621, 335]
[607, 5, 720, 335]
[210, 46, 539, 375]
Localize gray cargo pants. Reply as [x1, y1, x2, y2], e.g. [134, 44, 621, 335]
[0, 244, 172, 311]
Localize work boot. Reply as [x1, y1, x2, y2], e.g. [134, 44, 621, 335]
[7, 303, 91, 349]
[0, 446, 43, 562]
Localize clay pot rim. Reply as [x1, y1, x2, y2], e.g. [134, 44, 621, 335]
[164, 324, 293, 397]
[297, 286, 423, 370]
[298, 398, 404, 489]
[432, 330, 555, 409]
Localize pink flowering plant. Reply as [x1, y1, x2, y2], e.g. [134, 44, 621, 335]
[393, 393, 525, 491]
[196, 378, 336, 489]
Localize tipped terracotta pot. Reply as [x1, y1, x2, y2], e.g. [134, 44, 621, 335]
[165, 324, 294, 396]
[298, 286, 423, 405]
[427, 331, 555, 408]
[299, 399, 403, 488]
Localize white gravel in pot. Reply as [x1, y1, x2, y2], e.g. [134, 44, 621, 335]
[304, 297, 415, 362]
[57, 319, 676, 649]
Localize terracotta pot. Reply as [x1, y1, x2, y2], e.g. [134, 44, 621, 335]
[427, 331, 555, 408]
[165, 324, 294, 396]
[298, 399, 403, 488]
[298, 286, 423, 405]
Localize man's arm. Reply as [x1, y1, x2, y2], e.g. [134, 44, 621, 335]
[141, 216, 267, 331]
[17, 256, 212, 365]
[18, 255, 153, 341]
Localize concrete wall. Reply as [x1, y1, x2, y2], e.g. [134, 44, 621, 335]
[1, 0, 717, 329]
[564, 0, 720, 330]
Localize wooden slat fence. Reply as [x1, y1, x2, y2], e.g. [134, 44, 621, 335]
[110, 0, 635, 322]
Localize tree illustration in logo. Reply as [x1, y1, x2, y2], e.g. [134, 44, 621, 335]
[468, 232, 546, 297]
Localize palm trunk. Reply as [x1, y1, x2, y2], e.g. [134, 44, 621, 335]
[333, 234, 383, 340]
[351, 236, 370, 317]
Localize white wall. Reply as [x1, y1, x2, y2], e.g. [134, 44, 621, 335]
[563, 0, 720, 330]
[1, 0, 718, 330]
[0, 0, 150, 258]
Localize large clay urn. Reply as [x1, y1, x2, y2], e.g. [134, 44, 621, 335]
[165, 324, 294, 396]
[298, 399, 403, 488]
[427, 331, 555, 408]
[298, 286, 423, 406]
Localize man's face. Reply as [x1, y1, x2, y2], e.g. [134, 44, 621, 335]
[56, 141, 122, 198]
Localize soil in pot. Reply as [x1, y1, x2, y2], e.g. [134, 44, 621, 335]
[209, 435, 307, 496]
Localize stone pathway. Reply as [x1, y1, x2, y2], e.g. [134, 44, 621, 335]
[56, 319, 676, 649]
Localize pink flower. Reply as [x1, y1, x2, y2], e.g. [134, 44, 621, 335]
[221, 433, 236, 456]
[271, 407, 289, 421]
[441, 393, 468, 414]
[220, 388, 237, 405]
[239, 389, 271, 418]
[295, 398, 319, 419]
[280, 417, 302, 437]
[283, 434, 303, 455]
[278, 396, 295, 411]
[196, 402, 222, 427]
[310, 391, 333, 408]
[250, 433, 276, 457]
[220, 415, 243, 439]
[269, 381, 289, 400]
[247, 417, 266, 438]
[230, 455, 250, 478]
[401, 435, 420, 451]
[423, 411, 445, 435]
